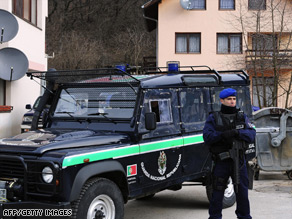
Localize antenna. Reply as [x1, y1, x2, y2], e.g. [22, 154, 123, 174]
[180, 0, 191, 10]
[0, 9, 19, 43]
[0, 47, 28, 81]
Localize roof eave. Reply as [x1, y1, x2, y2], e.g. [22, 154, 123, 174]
[141, 0, 161, 32]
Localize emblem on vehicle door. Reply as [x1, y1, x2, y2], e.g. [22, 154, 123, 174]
[158, 151, 167, 175]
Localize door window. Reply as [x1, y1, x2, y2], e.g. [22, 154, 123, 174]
[149, 99, 172, 123]
[180, 87, 211, 132]
[139, 89, 180, 139]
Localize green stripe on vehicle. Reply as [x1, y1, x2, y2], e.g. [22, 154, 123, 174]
[183, 134, 204, 145]
[62, 145, 139, 167]
[62, 134, 205, 168]
[139, 137, 183, 154]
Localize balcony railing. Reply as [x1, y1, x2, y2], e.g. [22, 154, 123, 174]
[245, 49, 292, 70]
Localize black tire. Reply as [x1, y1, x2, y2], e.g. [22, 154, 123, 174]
[71, 177, 124, 219]
[287, 170, 292, 180]
[206, 177, 236, 209]
[136, 193, 155, 201]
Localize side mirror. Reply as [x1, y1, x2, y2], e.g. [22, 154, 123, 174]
[145, 112, 157, 130]
[25, 104, 32, 110]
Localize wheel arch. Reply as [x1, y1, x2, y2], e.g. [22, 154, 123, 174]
[69, 160, 129, 203]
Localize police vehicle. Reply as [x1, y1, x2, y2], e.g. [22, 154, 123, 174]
[21, 96, 42, 133]
[0, 65, 255, 219]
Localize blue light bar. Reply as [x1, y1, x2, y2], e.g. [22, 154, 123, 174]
[167, 61, 180, 73]
[115, 64, 126, 72]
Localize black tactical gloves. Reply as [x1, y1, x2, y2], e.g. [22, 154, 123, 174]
[222, 129, 239, 139]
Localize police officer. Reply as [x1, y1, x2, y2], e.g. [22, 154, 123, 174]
[203, 88, 256, 219]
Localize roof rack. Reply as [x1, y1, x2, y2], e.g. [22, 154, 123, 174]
[217, 70, 249, 80]
[26, 68, 141, 84]
[141, 65, 222, 83]
[217, 70, 249, 84]
[142, 65, 212, 73]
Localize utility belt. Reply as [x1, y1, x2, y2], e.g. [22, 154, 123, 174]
[213, 150, 245, 161]
[217, 151, 232, 161]
[212, 152, 232, 162]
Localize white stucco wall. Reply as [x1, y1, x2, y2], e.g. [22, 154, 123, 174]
[0, 0, 48, 138]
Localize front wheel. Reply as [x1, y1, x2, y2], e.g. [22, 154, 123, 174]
[206, 177, 236, 209]
[71, 178, 124, 219]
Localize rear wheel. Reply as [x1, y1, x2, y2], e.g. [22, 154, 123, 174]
[206, 177, 236, 209]
[71, 178, 124, 219]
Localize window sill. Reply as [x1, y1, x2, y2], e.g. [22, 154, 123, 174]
[217, 53, 243, 55]
[0, 106, 13, 113]
[219, 9, 235, 11]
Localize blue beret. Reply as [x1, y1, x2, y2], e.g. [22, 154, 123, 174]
[219, 88, 237, 99]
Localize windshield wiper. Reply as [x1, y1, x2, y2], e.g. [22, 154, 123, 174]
[87, 112, 117, 124]
[55, 111, 90, 123]
[62, 89, 80, 106]
[56, 111, 75, 117]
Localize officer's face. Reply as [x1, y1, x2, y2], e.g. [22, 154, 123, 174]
[220, 96, 236, 107]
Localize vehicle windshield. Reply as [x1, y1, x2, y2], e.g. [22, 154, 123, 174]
[33, 96, 42, 109]
[211, 86, 253, 119]
[53, 86, 137, 120]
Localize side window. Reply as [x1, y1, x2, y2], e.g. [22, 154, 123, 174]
[150, 99, 172, 123]
[139, 89, 180, 139]
[211, 87, 222, 112]
[180, 88, 211, 132]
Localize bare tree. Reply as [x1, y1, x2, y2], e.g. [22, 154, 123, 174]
[46, 0, 156, 71]
[49, 31, 104, 69]
[228, 0, 292, 108]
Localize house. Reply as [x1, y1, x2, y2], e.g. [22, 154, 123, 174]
[142, 0, 292, 108]
[0, 0, 48, 138]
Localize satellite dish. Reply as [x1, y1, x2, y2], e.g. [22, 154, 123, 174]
[0, 9, 19, 43]
[180, 0, 191, 10]
[0, 47, 28, 81]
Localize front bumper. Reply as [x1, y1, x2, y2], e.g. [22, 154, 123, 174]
[0, 201, 71, 219]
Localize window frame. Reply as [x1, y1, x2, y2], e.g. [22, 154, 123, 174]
[219, 0, 235, 10]
[252, 77, 274, 107]
[248, 0, 266, 10]
[12, 0, 38, 26]
[189, 0, 206, 10]
[217, 33, 242, 54]
[0, 80, 12, 113]
[175, 33, 201, 54]
[0, 79, 6, 106]
[251, 33, 278, 52]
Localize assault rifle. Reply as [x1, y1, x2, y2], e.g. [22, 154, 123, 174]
[228, 139, 244, 193]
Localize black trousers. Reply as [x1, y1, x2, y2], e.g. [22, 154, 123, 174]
[209, 158, 251, 219]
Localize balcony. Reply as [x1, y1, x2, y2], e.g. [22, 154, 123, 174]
[245, 50, 292, 70]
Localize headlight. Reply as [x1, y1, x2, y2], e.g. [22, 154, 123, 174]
[23, 116, 33, 122]
[42, 166, 53, 183]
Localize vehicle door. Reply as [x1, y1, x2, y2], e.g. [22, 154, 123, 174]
[179, 87, 212, 176]
[138, 88, 183, 189]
